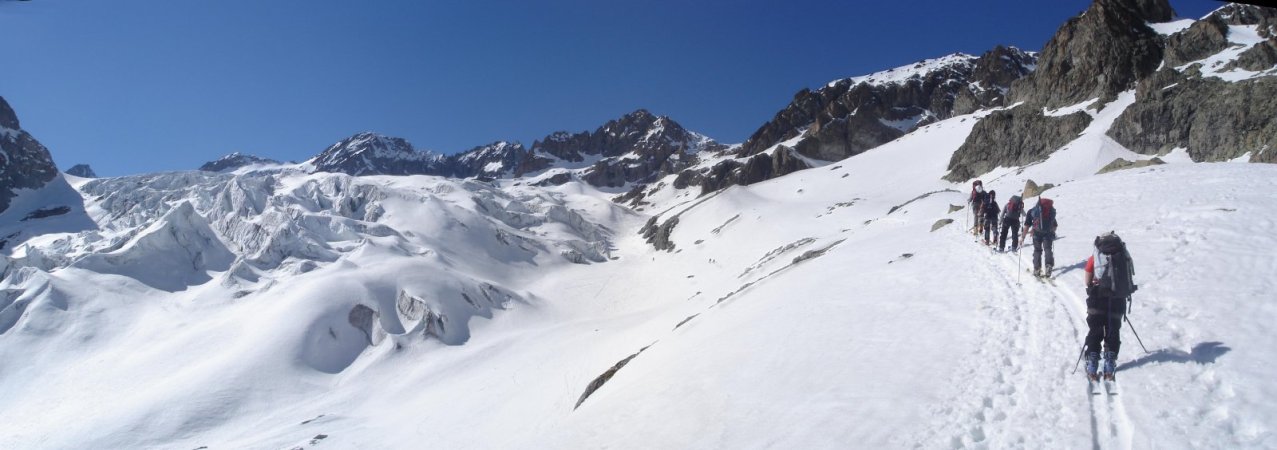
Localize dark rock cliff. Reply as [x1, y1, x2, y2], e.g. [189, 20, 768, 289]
[0, 96, 60, 213]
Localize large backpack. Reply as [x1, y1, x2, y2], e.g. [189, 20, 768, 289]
[1004, 195, 1023, 220]
[1094, 232, 1138, 298]
[1033, 198, 1056, 233]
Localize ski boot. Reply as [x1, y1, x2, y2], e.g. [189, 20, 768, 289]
[1084, 352, 1100, 382]
[1102, 351, 1118, 381]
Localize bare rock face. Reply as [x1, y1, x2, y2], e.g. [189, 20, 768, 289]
[66, 164, 98, 178]
[1163, 15, 1231, 67]
[0, 96, 60, 214]
[1022, 179, 1056, 199]
[348, 304, 384, 346]
[1210, 3, 1277, 28]
[1010, 0, 1173, 109]
[199, 152, 281, 172]
[944, 108, 1092, 182]
[531, 109, 724, 187]
[1108, 69, 1277, 162]
[738, 47, 1037, 162]
[1097, 157, 1165, 174]
[311, 132, 448, 176]
[449, 141, 552, 179]
[931, 219, 954, 232]
[699, 146, 809, 196]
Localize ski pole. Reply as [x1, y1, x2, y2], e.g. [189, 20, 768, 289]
[1016, 233, 1022, 283]
[1072, 340, 1082, 373]
[1123, 314, 1150, 354]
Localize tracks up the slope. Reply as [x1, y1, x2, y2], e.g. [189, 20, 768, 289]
[910, 229, 1130, 449]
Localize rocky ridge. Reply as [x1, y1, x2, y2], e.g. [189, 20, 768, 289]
[947, 0, 1277, 181]
[0, 96, 60, 213]
[199, 153, 282, 173]
[309, 110, 724, 189]
[739, 47, 1037, 162]
[309, 133, 448, 176]
[1009, 0, 1172, 109]
[1108, 4, 1277, 163]
[66, 164, 97, 178]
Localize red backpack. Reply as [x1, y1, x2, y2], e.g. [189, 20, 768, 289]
[1034, 198, 1056, 233]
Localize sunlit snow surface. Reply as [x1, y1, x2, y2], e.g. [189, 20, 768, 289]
[3, 11, 1277, 447]
[2, 96, 1275, 447]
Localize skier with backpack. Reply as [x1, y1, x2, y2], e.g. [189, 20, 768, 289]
[1022, 197, 1057, 277]
[1083, 231, 1138, 382]
[969, 181, 988, 235]
[999, 195, 1024, 252]
[982, 191, 1000, 246]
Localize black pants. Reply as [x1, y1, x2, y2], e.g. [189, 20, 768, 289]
[1032, 232, 1054, 271]
[1085, 294, 1125, 355]
[983, 216, 997, 242]
[999, 219, 1018, 250]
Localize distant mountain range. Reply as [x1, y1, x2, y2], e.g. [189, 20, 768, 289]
[2, 0, 1275, 216]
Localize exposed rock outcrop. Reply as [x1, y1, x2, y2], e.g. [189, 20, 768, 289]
[0, 96, 60, 214]
[739, 47, 1037, 162]
[1022, 179, 1056, 198]
[531, 109, 725, 187]
[1108, 69, 1277, 162]
[310, 133, 447, 176]
[66, 164, 97, 178]
[944, 108, 1092, 181]
[1097, 157, 1165, 174]
[309, 110, 722, 189]
[1010, 0, 1173, 109]
[699, 146, 809, 196]
[450, 141, 551, 179]
[931, 219, 954, 232]
[1163, 15, 1231, 67]
[199, 152, 282, 172]
[639, 215, 679, 252]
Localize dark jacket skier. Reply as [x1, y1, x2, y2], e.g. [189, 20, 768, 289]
[1083, 231, 1138, 381]
[969, 181, 988, 235]
[999, 195, 1024, 252]
[1022, 198, 1057, 277]
[982, 191, 1000, 245]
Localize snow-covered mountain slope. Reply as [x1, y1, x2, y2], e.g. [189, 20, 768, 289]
[2, 89, 1274, 448]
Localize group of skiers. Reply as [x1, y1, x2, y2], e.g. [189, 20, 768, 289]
[967, 180, 1139, 383]
[967, 180, 1055, 276]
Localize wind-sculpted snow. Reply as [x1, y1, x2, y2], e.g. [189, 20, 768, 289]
[73, 201, 235, 291]
[0, 168, 620, 405]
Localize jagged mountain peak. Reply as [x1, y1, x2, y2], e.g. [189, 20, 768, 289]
[0, 95, 59, 214]
[0, 96, 19, 130]
[199, 152, 282, 173]
[1096, 0, 1174, 23]
[834, 52, 979, 88]
[66, 164, 97, 178]
[736, 46, 1037, 162]
[1009, 0, 1173, 108]
[310, 132, 444, 176]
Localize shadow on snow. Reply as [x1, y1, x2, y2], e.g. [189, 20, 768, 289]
[1117, 341, 1231, 371]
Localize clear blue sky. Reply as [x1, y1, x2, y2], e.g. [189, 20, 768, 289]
[0, 0, 1221, 176]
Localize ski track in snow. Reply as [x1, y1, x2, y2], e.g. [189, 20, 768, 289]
[912, 226, 1143, 450]
[916, 203, 1266, 450]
